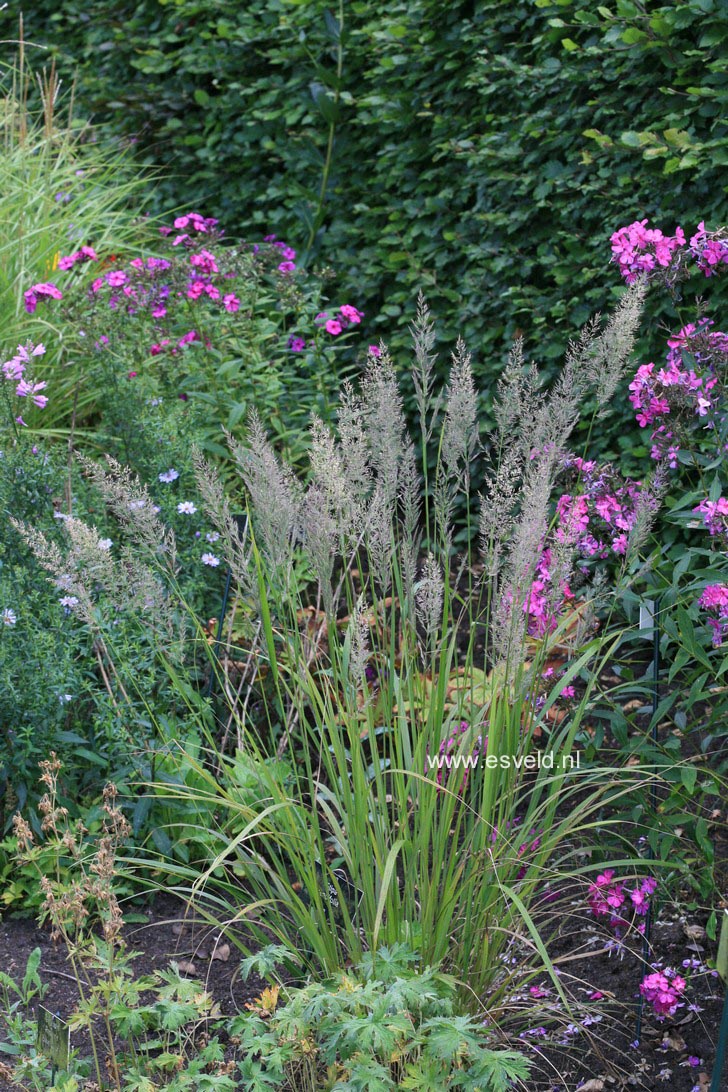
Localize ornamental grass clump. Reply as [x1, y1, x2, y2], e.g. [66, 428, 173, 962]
[119, 285, 668, 1020]
[16, 281, 664, 1035]
[0, 30, 145, 384]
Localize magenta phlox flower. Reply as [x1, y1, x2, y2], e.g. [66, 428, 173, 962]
[24, 282, 62, 314]
[693, 497, 728, 537]
[190, 249, 219, 275]
[698, 583, 728, 646]
[640, 968, 687, 1019]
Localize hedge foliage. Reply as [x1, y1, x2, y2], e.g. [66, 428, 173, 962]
[11, 0, 728, 453]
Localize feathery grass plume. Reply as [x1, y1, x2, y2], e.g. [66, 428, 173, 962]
[10, 517, 91, 618]
[493, 460, 553, 665]
[494, 341, 546, 464]
[228, 411, 303, 575]
[442, 337, 479, 489]
[416, 552, 444, 656]
[364, 485, 394, 597]
[345, 594, 371, 691]
[479, 340, 533, 579]
[309, 414, 359, 544]
[301, 483, 337, 616]
[336, 379, 372, 517]
[584, 279, 646, 413]
[398, 440, 422, 620]
[410, 291, 443, 445]
[76, 454, 176, 568]
[624, 464, 666, 567]
[12, 512, 182, 658]
[479, 444, 522, 580]
[192, 446, 253, 597]
[360, 346, 407, 505]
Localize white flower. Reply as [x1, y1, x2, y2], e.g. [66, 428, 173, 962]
[58, 693, 73, 704]
[98, 538, 113, 550]
[158, 468, 179, 483]
[177, 501, 197, 514]
[205, 531, 220, 543]
[53, 510, 70, 521]
[129, 499, 146, 510]
[201, 552, 220, 567]
[59, 595, 79, 609]
[2, 608, 17, 626]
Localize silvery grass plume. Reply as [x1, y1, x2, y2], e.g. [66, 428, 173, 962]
[227, 411, 303, 582]
[345, 594, 371, 692]
[479, 340, 541, 584]
[410, 291, 444, 445]
[11, 514, 182, 661]
[435, 336, 479, 544]
[442, 337, 479, 489]
[360, 345, 408, 506]
[398, 441, 421, 621]
[309, 414, 362, 544]
[192, 445, 254, 598]
[76, 454, 176, 569]
[336, 380, 372, 516]
[416, 552, 444, 658]
[623, 464, 667, 573]
[583, 279, 647, 414]
[301, 483, 337, 616]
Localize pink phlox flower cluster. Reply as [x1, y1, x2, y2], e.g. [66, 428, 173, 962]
[698, 583, 728, 647]
[557, 459, 643, 559]
[523, 548, 573, 636]
[129, 257, 172, 275]
[187, 279, 220, 301]
[611, 219, 727, 284]
[24, 282, 63, 314]
[610, 220, 685, 283]
[689, 222, 728, 276]
[628, 320, 726, 465]
[588, 872, 656, 935]
[316, 305, 365, 338]
[639, 967, 687, 1020]
[693, 496, 728, 538]
[57, 245, 98, 271]
[170, 212, 219, 234]
[190, 249, 219, 275]
[106, 269, 128, 288]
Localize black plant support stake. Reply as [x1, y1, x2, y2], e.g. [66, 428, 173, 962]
[635, 597, 660, 1046]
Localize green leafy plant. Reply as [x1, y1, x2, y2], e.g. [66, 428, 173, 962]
[232, 943, 530, 1091]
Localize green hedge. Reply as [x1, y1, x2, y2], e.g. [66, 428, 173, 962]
[10, 0, 728, 454]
